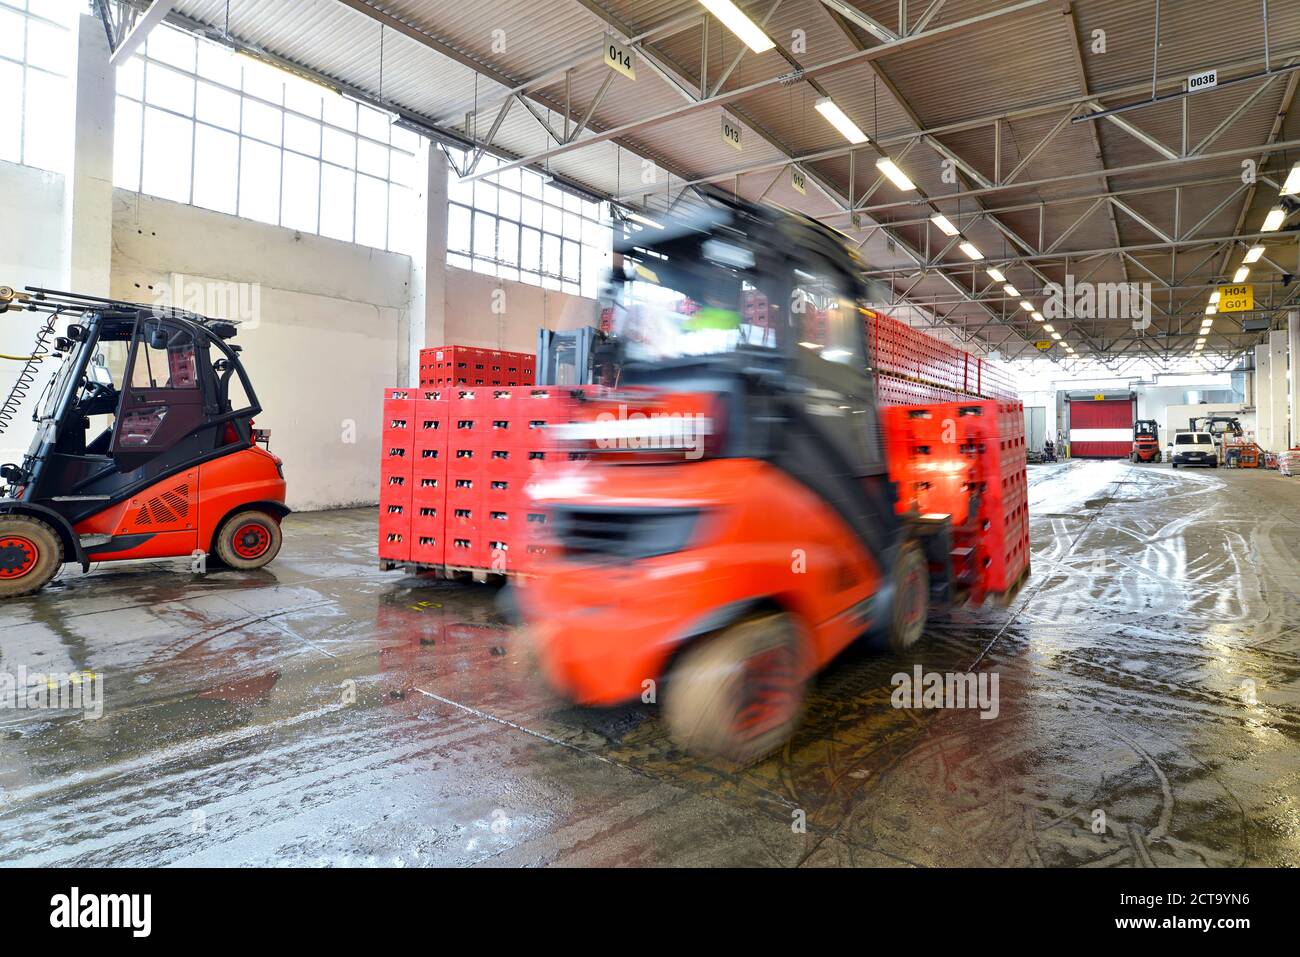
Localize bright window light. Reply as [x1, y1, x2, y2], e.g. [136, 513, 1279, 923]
[1232, 266, 1250, 283]
[958, 241, 983, 260]
[875, 157, 915, 190]
[1262, 206, 1286, 231]
[814, 98, 868, 144]
[1243, 245, 1265, 264]
[930, 213, 959, 236]
[700, 0, 776, 54]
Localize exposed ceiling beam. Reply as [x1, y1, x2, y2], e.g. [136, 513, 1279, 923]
[109, 0, 175, 65]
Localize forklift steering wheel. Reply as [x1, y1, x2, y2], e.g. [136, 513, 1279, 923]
[82, 381, 115, 404]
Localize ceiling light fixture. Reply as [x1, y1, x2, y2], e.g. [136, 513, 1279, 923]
[814, 98, 869, 144]
[1262, 206, 1287, 231]
[876, 157, 915, 190]
[958, 241, 983, 260]
[930, 213, 959, 236]
[1243, 245, 1265, 264]
[699, 0, 775, 53]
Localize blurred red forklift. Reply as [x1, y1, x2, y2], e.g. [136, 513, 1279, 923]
[517, 198, 1027, 764]
[1130, 419, 1161, 463]
[0, 287, 287, 597]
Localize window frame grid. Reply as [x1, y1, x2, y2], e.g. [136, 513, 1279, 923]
[442, 145, 611, 297]
[0, 0, 73, 173]
[114, 27, 420, 254]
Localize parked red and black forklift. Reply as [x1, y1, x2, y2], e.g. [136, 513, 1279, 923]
[0, 286, 287, 597]
[1130, 419, 1161, 462]
[517, 198, 1027, 764]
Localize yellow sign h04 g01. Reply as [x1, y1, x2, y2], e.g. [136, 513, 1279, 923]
[1217, 283, 1253, 312]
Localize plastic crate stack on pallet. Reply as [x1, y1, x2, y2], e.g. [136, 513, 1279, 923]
[377, 388, 450, 567]
[419, 346, 535, 388]
[378, 383, 599, 575]
[866, 307, 1029, 598]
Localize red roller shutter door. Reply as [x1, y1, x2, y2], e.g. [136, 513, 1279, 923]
[1070, 398, 1133, 458]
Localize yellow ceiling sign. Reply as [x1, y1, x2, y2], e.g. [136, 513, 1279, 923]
[1217, 283, 1253, 312]
[1034, 340, 1053, 350]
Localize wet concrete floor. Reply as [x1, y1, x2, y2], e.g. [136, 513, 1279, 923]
[1, 460, 1298, 866]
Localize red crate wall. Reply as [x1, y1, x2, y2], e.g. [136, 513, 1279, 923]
[378, 388, 415, 563]
[411, 389, 450, 566]
[882, 399, 1029, 601]
[419, 345, 535, 389]
[866, 309, 1019, 404]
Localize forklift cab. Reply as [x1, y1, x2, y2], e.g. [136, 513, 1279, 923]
[9, 307, 260, 526]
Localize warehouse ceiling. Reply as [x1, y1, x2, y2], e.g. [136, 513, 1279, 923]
[107, 0, 1300, 374]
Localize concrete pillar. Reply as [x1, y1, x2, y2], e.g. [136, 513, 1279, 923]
[1289, 310, 1300, 449]
[1268, 328, 1289, 450]
[1255, 342, 1272, 450]
[403, 143, 449, 384]
[60, 14, 114, 296]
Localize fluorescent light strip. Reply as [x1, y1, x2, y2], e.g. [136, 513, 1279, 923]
[1262, 206, 1286, 231]
[876, 157, 915, 190]
[958, 241, 983, 260]
[1243, 245, 1264, 264]
[699, 0, 775, 53]
[986, 267, 1006, 283]
[1233, 266, 1250, 283]
[1003, 284, 1020, 297]
[1283, 162, 1300, 196]
[930, 213, 959, 236]
[815, 98, 869, 144]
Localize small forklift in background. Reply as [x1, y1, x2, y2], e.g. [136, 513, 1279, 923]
[1130, 419, 1161, 463]
[0, 287, 287, 597]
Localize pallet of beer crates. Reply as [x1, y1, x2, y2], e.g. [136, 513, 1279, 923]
[418, 346, 535, 388]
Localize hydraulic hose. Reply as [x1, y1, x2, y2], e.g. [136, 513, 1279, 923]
[0, 310, 59, 437]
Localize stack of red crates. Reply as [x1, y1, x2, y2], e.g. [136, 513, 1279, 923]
[378, 388, 450, 567]
[419, 346, 535, 388]
[378, 383, 595, 575]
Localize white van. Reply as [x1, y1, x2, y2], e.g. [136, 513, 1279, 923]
[1171, 431, 1218, 468]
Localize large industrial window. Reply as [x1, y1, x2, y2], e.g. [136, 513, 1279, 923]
[443, 147, 613, 299]
[112, 23, 422, 254]
[0, 0, 77, 174]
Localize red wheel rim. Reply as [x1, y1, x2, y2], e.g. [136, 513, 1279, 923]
[734, 645, 798, 741]
[0, 535, 39, 580]
[231, 522, 271, 560]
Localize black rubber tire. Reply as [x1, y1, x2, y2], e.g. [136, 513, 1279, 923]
[885, 541, 929, 653]
[0, 515, 63, 598]
[214, 510, 283, 570]
[663, 612, 806, 766]
[1154, 451, 1162, 463]
[1171, 462, 1178, 469]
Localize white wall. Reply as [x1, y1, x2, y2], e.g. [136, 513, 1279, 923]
[443, 266, 596, 354]
[110, 191, 414, 511]
[0, 162, 67, 466]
